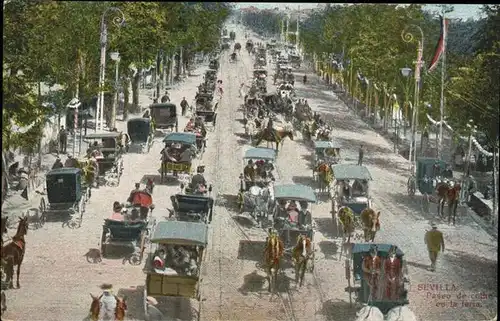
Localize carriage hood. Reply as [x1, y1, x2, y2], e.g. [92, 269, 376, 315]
[273, 184, 316, 203]
[244, 148, 276, 161]
[163, 132, 197, 145]
[150, 221, 208, 246]
[314, 140, 342, 150]
[174, 194, 214, 213]
[331, 164, 372, 181]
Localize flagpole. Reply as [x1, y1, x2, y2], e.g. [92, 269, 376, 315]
[438, 12, 447, 160]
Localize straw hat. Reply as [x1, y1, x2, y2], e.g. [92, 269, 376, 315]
[100, 283, 113, 291]
[430, 222, 438, 228]
[146, 296, 158, 306]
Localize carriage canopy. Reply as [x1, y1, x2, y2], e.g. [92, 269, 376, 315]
[163, 132, 197, 145]
[273, 184, 316, 203]
[150, 221, 208, 246]
[314, 140, 342, 150]
[174, 194, 214, 213]
[84, 132, 121, 140]
[416, 157, 447, 179]
[331, 164, 372, 181]
[244, 147, 276, 161]
[127, 118, 151, 143]
[45, 168, 82, 204]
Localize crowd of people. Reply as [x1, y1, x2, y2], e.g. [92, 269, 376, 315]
[152, 244, 200, 276]
[243, 159, 275, 182]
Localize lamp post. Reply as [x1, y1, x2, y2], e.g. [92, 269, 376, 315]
[96, 7, 125, 132]
[109, 51, 120, 130]
[402, 25, 424, 173]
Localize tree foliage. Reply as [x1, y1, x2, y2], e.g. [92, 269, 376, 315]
[243, 4, 498, 145]
[3, 1, 229, 146]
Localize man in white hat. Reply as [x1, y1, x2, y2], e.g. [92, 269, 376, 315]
[99, 283, 117, 320]
[146, 296, 166, 321]
[424, 222, 445, 271]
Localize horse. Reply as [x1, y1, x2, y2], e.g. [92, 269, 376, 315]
[316, 163, 333, 193]
[436, 180, 461, 224]
[360, 208, 380, 242]
[337, 206, 355, 243]
[253, 125, 294, 153]
[89, 293, 127, 321]
[386, 306, 418, 321]
[1, 216, 28, 288]
[355, 305, 385, 321]
[263, 230, 284, 292]
[292, 234, 313, 287]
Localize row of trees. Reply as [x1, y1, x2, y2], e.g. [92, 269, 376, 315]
[3, 1, 231, 150]
[243, 5, 499, 146]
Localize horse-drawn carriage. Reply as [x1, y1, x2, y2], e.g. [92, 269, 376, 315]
[127, 118, 154, 153]
[39, 168, 90, 228]
[84, 132, 126, 187]
[331, 164, 377, 241]
[209, 59, 219, 71]
[290, 54, 301, 68]
[237, 148, 276, 225]
[253, 68, 267, 79]
[265, 184, 316, 290]
[194, 94, 218, 130]
[170, 194, 214, 224]
[345, 243, 410, 316]
[407, 157, 459, 220]
[246, 39, 254, 53]
[101, 190, 155, 264]
[160, 133, 197, 182]
[312, 140, 341, 193]
[221, 36, 231, 50]
[150, 103, 178, 133]
[143, 221, 208, 319]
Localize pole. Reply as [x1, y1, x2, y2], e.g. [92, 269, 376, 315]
[97, 20, 107, 132]
[111, 58, 119, 130]
[438, 12, 447, 159]
[493, 142, 498, 228]
[461, 121, 474, 204]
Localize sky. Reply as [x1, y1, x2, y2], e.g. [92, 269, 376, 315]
[234, 3, 486, 20]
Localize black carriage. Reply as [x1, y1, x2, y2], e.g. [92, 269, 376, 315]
[204, 69, 217, 83]
[150, 103, 178, 133]
[101, 190, 155, 264]
[209, 59, 219, 70]
[39, 168, 90, 228]
[195, 93, 214, 111]
[229, 31, 236, 41]
[230, 52, 237, 62]
[127, 118, 154, 153]
[85, 132, 125, 187]
[170, 194, 214, 224]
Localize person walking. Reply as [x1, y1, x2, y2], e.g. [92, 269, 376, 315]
[358, 144, 364, 166]
[180, 97, 189, 116]
[424, 222, 445, 271]
[58, 126, 68, 154]
[239, 83, 246, 98]
[303, 74, 307, 84]
[161, 91, 170, 103]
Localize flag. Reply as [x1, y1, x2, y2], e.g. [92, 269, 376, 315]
[427, 15, 449, 73]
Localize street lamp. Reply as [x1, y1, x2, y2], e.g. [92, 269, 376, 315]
[400, 67, 412, 136]
[96, 7, 125, 132]
[109, 51, 120, 130]
[402, 25, 424, 174]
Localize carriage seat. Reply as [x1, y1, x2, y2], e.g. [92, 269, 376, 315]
[104, 219, 147, 241]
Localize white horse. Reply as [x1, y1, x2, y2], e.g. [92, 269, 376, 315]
[386, 306, 418, 321]
[355, 305, 384, 321]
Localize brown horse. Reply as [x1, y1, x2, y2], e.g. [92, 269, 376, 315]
[436, 181, 461, 224]
[292, 234, 313, 287]
[1, 216, 28, 288]
[338, 206, 355, 243]
[253, 127, 294, 153]
[263, 231, 284, 292]
[89, 293, 127, 321]
[316, 163, 333, 193]
[360, 208, 380, 242]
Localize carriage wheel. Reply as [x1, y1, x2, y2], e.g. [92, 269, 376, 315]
[407, 176, 416, 197]
[100, 229, 107, 257]
[39, 198, 47, 225]
[421, 195, 430, 214]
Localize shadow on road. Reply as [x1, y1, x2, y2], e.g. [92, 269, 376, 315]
[238, 240, 266, 261]
[292, 175, 314, 187]
[319, 299, 357, 321]
[239, 270, 267, 295]
[443, 249, 498, 295]
[318, 240, 339, 260]
[314, 217, 339, 239]
[217, 193, 239, 211]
